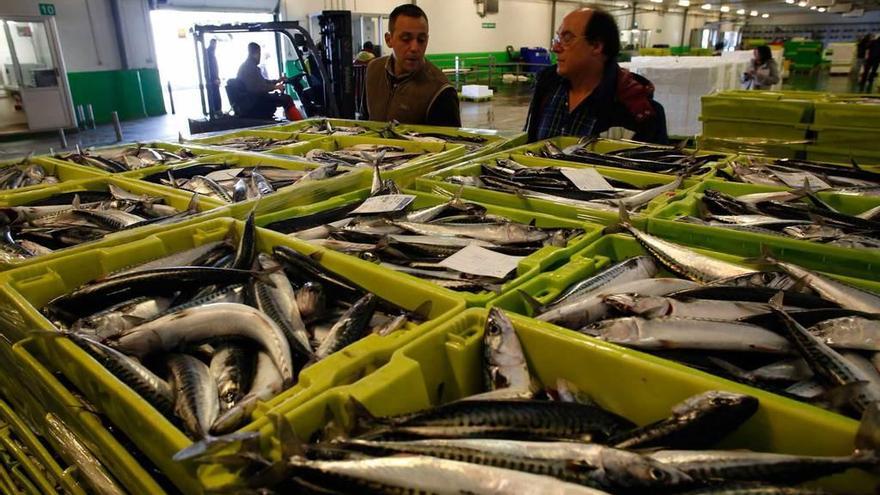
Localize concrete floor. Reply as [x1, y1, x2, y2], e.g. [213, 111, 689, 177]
[0, 71, 872, 161]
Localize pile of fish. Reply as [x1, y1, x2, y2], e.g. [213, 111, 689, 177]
[267, 179, 582, 293]
[56, 144, 200, 173]
[42, 217, 423, 440]
[0, 158, 58, 191]
[718, 156, 880, 191]
[200, 135, 302, 152]
[301, 144, 429, 171]
[140, 162, 341, 203]
[194, 309, 877, 494]
[441, 158, 688, 213]
[299, 120, 372, 136]
[0, 184, 200, 262]
[530, 214, 880, 420]
[380, 125, 490, 152]
[679, 186, 880, 248]
[527, 140, 726, 174]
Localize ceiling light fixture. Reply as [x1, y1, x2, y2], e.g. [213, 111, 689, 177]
[650, 0, 663, 4]
[817, 6, 826, 11]
[784, 0, 795, 3]
[720, 5, 730, 11]
[701, 2, 712, 8]
[761, 12, 770, 17]
[736, 7, 746, 13]
[797, 1, 807, 6]
[750, 9, 758, 15]
[678, 0, 690, 6]
[810, 5, 817, 9]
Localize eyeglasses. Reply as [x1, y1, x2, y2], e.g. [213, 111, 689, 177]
[552, 32, 585, 47]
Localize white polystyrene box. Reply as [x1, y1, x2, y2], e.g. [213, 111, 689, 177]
[462, 85, 493, 98]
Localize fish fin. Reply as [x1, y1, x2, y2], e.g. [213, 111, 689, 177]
[566, 459, 602, 474]
[851, 158, 863, 171]
[409, 300, 432, 321]
[308, 250, 324, 262]
[856, 402, 880, 454]
[178, 132, 184, 143]
[348, 397, 386, 438]
[72, 194, 82, 210]
[528, 218, 537, 227]
[516, 289, 545, 316]
[707, 357, 750, 380]
[602, 204, 631, 235]
[172, 431, 261, 462]
[742, 244, 777, 267]
[819, 381, 872, 413]
[186, 193, 200, 213]
[768, 291, 785, 310]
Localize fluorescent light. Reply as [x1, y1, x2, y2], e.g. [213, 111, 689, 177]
[797, 1, 807, 6]
[650, 0, 663, 3]
[750, 9, 758, 15]
[785, 0, 795, 3]
[720, 5, 730, 11]
[761, 12, 770, 17]
[736, 8, 746, 13]
[678, 0, 690, 6]
[817, 6, 826, 11]
[810, 5, 817, 9]
[701, 3, 712, 8]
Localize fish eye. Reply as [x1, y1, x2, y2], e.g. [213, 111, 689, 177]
[487, 323, 501, 335]
[649, 467, 667, 481]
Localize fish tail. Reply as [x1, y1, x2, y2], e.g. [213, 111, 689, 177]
[742, 244, 777, 268]
[856, 402, 880, 456]
[516, 289, 545, 316]
[603, 204, 633, 235]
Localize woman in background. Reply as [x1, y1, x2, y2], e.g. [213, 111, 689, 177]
[744, 45, 780, 90]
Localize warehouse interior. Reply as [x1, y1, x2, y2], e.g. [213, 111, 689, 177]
[1, 0, 880, 494]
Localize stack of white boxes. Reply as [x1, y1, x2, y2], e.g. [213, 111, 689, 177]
[826, 42, 856, 75]
[622, 51, 781, 136]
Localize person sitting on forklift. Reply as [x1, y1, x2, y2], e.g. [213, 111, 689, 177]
[235, 42, 302, 121]
[365, 4, 460, 127]
[354, 41, 377, 64]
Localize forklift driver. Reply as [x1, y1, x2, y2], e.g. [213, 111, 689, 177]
[234, 42, 302, 121]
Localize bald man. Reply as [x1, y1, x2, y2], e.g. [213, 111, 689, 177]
[524, 8, 668, 143]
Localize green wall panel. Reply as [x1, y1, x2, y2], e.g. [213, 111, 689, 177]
[66, 68, 166, 125]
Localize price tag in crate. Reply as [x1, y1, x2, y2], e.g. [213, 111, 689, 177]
[560, 167, 615, 191]
[351, 194, 416, 215]
[440, 244, 525, 279]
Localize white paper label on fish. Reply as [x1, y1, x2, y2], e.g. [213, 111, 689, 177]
[559, 167, 615, 191]
[439, 243, 525, 279]
[351, 194, 416, 215]
[772, 171, 831, 191]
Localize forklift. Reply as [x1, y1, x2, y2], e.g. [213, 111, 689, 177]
[188, 14, 363, 134]
[188, 21, 338, 134]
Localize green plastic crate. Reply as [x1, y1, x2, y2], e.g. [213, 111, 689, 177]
[0, 216, 464, 493]
[0, 156, 107, 198]
[255, 186, 605, 307]
[805, 145, 880, 167]
[701, 116, 809, 141]
[0, 397, 85, 495]
[386, 124, 526, 161]
[702, 94, 814, 124]
[124, 151, 366, 209]
[268, 135, 467, 177]
[0, 176, 228, 272]
[809, 124, 880, 153]
[698, 136, 806, 160]
[813, 100, 880, 129]
[414, 151, 701, 225]
[7, 338, 169, 494]
[205, 307, 874, 493]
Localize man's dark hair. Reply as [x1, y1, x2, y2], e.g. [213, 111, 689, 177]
[389, 4, 428, 32]
[248, 42, 260, 54]
[364, 41, 374, 50]
[584, 9, 620, 60]
[756, 44, 772, 63]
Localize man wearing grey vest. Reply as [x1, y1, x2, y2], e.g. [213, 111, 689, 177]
[365, 4, 461, 127]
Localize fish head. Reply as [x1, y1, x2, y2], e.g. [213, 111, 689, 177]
[671, 390, 760, 420]
[587, 317, 642, 343]
[599, 449, 694, 488]
[483, 308, 527, 385]
[604, 294, 670, 319]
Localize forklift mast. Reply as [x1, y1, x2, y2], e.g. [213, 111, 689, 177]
[318, 11, 356, 119]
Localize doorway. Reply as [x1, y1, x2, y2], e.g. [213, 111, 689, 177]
[149, 9, 278, 121]
[0, 16, 75, 136]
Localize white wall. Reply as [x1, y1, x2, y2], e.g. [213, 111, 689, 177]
[1, 0, 156, 72]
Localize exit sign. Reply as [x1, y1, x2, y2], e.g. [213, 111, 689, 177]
[482, 22, 496, 28]
[39, 3, 56, 15]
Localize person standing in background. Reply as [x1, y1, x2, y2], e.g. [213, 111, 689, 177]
[744, 45, 780, 90]
[860, 35, 880, 92]
[354, 41, 377, 65]
[205, 39, 222, 117]
[856, 34, 873, 82]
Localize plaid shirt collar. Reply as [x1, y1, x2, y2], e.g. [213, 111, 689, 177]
[535, 62, 618, 141]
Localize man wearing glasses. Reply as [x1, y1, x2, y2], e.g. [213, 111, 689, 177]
[524, 8, 668, 143]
